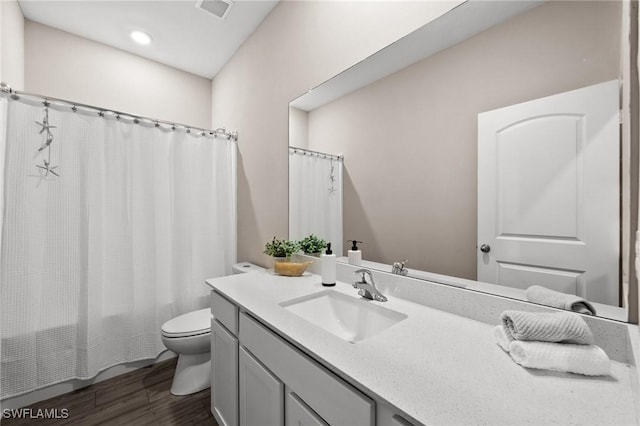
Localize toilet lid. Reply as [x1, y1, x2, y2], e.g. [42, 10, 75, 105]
[161, 308, 211, 338]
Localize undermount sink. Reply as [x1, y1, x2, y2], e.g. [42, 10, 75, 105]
[279, 290, 408, 343]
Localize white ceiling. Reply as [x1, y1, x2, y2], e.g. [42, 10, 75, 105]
[17, 0, 279, 79]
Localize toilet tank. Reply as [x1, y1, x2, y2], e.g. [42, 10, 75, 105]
[232, 262, 265, 274]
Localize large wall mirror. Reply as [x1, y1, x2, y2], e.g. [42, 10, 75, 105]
[288, 0, 636, 322]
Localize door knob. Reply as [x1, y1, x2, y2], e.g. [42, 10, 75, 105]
[480, 244, 491, 253]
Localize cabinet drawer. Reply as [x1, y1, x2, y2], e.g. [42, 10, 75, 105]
[211, 290, 238, 335]
[239, 312, 374, 426]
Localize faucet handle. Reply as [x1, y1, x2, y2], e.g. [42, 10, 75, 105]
[352, 269, 387, 302]
[353, 268, 372, 281]
[353, 269, 371, 288]
[391, 260, 409, 276]
[354, 269, 377, 286]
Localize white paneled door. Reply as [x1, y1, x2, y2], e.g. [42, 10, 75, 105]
[477, 80, 619, 305]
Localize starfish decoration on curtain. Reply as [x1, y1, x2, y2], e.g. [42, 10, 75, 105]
[38, 135, 54, 152]
[36, 159, 59, 177]
[34, 106, 60, 178]
[34, 109, 56, 137]
[328, 160, 336, 197]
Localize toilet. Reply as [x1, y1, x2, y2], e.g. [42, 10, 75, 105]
[161, 262, 265, 395]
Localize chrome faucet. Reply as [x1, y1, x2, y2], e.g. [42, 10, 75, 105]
[391, 260, 408, 276]
[353, 269, 387, 302]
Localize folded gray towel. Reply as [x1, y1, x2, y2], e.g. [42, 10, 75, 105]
[501, 310, 594, 345]
[525, 285, 596, 315]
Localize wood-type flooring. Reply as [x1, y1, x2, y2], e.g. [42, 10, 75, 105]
[1, 358, 217, 425]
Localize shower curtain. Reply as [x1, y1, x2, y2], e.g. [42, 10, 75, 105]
[289, 149, 343, 256]
[0, 96, 236, 398]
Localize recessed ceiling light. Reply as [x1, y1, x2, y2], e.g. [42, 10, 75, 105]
[130, 30, 152, 46]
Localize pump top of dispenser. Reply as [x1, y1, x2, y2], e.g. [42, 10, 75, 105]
[348, 240, 362, 251]
[325, 243, 333, 255]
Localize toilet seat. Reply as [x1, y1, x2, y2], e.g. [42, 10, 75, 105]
[161, 308, 211, 338]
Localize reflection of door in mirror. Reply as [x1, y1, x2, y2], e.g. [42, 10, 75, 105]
[303, 1, 621, 279]
[288, 0, 632, 320]
[477, 80, 619, 306]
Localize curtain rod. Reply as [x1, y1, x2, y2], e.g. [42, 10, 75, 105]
[289, 146, 343, 161]
[0, 82, 238, 141]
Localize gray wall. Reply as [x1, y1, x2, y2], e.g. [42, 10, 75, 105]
[24, 21, 212, 128]
[0, 0, 24, 89]
[306, 1, 621, 280]
[289, 107, 309, 150]
[210, 0, 464, 266]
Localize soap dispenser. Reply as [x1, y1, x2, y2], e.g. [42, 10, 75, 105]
[347, 240, 363, 266]
[321, 243, 336, 287]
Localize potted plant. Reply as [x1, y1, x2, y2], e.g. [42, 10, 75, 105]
[299, 234, 327, 256]
[263, 237, 300, 262]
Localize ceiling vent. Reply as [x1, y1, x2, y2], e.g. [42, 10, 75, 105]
[196, 0, 234, 20]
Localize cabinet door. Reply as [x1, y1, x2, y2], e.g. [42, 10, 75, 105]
[239, 347, 284, 426]
[212, 319, 239, 426]
[286, 392, 328, 426]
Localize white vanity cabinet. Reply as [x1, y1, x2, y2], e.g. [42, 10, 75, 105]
[210, 290, 375, 426]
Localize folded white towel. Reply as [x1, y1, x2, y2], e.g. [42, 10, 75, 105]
[525, 285, 596, 315]
[494, 325, 511, 352]
[509, 341, 610, 376]
[501, 310, 593, 345]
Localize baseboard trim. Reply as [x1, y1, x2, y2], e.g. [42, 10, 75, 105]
[1, 351, 176, 410]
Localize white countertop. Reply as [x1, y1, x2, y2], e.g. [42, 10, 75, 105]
[206, 270, 639, 426]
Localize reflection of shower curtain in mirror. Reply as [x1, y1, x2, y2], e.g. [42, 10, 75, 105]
[289, 150, 343, 256]
[0, 97, 237, 398]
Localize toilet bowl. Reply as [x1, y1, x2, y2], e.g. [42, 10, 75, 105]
[161, 308, 212, 395]
[161, 262, 265, 395]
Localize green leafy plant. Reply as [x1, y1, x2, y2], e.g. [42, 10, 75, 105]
[263, 237, 300, 258]
[299, 234, 327, 255]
